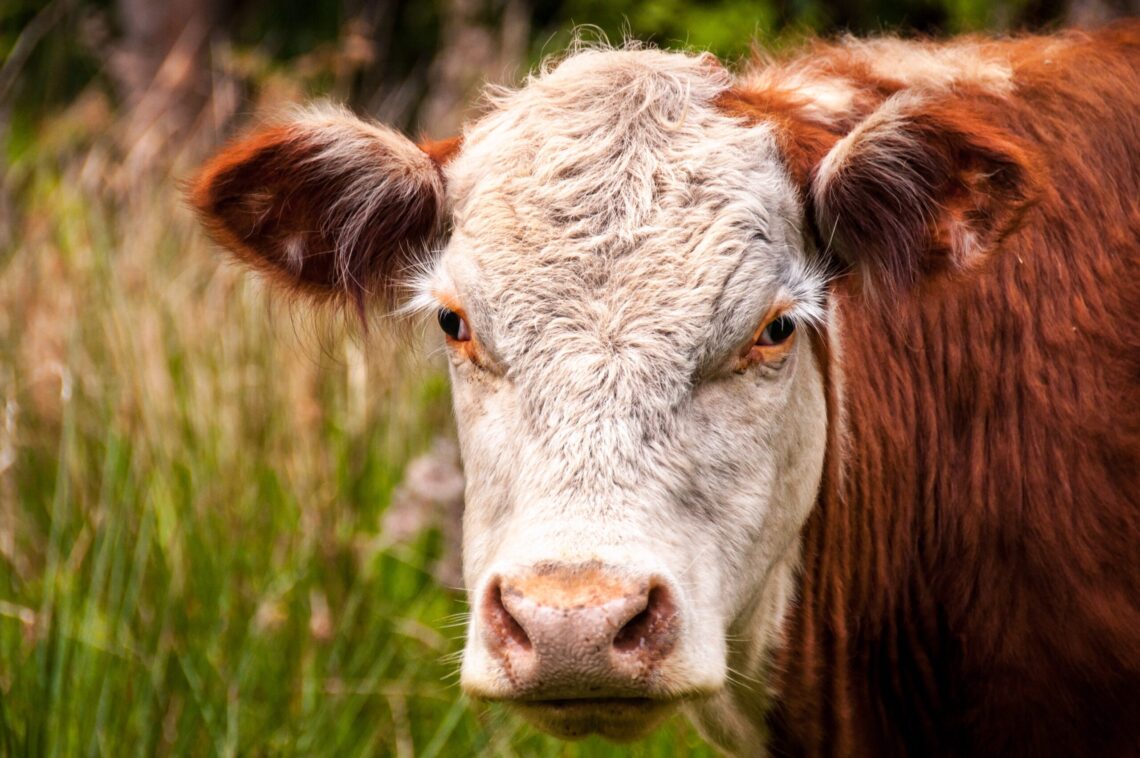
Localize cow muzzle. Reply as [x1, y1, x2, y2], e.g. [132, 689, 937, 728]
[472, 561, 684, 739]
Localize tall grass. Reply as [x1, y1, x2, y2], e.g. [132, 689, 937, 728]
[0, 108, 714, 754]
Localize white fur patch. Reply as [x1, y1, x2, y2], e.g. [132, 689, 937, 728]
[740, 36, 1014, 127]
[417, 44, 831, 751]
[845, 36, 1014, 93]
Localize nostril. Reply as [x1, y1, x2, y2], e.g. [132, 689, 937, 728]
[613, 584, 677, 654]
[485, 580, 532, 652]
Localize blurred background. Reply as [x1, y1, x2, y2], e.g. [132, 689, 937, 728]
[1, 0, 1136, 755]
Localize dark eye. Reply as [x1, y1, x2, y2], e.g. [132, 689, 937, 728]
[437, 308, 471, 341]
[758, 315, 795, 346]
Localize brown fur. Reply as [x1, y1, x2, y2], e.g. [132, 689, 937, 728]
[811, 100, 1037, 291]
[418, 135, 463, 168]
[190, 118, 454, 318]
[727, 23, 1140, 756]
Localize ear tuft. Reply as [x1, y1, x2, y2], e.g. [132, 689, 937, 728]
[190, 106, 449, 315]
[810, 94, 1036, 292]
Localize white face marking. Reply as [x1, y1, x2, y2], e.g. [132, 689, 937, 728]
[420, 47, 830, 744]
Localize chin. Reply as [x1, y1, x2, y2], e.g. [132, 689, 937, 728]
[512, 698, 681, 741]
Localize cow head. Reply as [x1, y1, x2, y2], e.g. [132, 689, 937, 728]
[192, 46, 1031, 746]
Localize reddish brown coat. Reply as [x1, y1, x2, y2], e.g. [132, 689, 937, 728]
[728, 24, 1140, 756]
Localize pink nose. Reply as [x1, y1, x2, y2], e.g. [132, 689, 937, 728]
[481, 562, 679, 698]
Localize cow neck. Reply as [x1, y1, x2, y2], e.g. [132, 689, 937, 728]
[768, 286, 936, 756]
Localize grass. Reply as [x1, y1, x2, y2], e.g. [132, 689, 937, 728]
[0, 112, 716, 755]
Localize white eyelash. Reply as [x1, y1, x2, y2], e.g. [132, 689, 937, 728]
[397, 248, 452, 319]
[779, 255, 832, 334]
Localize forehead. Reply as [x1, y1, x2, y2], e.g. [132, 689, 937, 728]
[434, 47, 813, 362]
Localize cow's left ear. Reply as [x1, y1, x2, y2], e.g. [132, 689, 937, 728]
[810, 94, 1036, 291]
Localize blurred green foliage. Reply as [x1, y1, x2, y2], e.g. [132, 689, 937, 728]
[2, 0, 1071, 134]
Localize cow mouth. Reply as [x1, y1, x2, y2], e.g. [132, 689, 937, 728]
[511, 697, 678, 741]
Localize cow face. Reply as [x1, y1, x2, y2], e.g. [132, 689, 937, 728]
[193, 43, 1031, 744]
[426, 50, 829, 739]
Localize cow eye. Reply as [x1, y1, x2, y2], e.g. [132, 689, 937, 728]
[758, 315, 795, 346]
[437, 308, 470, 342]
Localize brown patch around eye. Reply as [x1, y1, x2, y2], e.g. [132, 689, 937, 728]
[434, 292, 483, 365]
[735, 304, 797, 372]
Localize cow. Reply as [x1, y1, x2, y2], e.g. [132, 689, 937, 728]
[191, 23, 1140, 756]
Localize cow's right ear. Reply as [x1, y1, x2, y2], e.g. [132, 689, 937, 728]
[190, 106, 459, 313]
